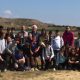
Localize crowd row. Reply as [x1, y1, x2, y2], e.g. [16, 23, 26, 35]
[0, 25, 80, 72]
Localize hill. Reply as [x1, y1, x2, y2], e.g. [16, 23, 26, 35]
[0, 17, 79, 31]
[0, 17, 48, 29]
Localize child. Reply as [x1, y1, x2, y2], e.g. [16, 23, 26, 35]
[0, 31, 7, 72]
[68, 48, 80, 70]
[42, 42, 55, 70]
[58, 46, 67, 70]
[14, 48, 25, 71]
[52, 30, 64, 68]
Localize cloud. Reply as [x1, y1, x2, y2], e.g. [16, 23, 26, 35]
[3, 10, 13, 18]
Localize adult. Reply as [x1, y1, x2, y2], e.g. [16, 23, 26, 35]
[28, 25, 41, 70]
[10, 27, 16, 39]
[30, 25, 39, 43]
[5, 28, 11, 38]
[63, 26, 74, 47]
[17, 25, 28, 45]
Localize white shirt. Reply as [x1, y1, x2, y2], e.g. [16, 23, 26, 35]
[52, 36, 64, 50]
[0, 39, 5, 54]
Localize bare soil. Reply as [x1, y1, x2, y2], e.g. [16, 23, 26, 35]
[0, 70, 80, 80]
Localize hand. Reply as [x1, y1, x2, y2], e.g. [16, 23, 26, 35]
[31, 52, 33, 55]
[49, 58, 52, 62]
[76, 61, 79, 63]
[35, 49, 39, 53]
[30, 50, 33, 55]
[0, 56, 4, 61]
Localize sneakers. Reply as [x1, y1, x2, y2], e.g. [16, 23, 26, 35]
[34, 68, 39, 71]
[1, 68, 7, 72]
[53, 68, 56, 71]
[24, 67, 31, 71]
[30, 68, 35, 71]
[14, 63, 18, 69]
[30, 68, 39, 71]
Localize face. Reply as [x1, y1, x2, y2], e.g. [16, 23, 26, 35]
[55, 32, 60, 36]
[11, 28, 15, 33]
[71, 49, 75, 55]
[19, 50, 23, 54]
[0, 26, 3, 31]
[21, 26, 25, 31]
[7, 28, 11, 33]
[49, 31, 52, 35]
[66, 27, 70, 32]
[32, 25, 37, 32]
[78, 32, 80, 37]
[33, 27, 37, 32]
[7, 36, 12, 43]
[0, 28, 3, 32]
[76, 47, 79, 51]
[41, 29, 46, 35]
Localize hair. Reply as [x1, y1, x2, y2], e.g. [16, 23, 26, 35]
[78, 32, 80, 35]
[11, 27, 15, 30]
[41, 28, 46, 34]
[7, 27, 11, 31]
[0, 25, 3, 29]
[32, 25, 37, 29]
[0, 31, 4, 38]
[55, 30, 59, 33]
[49, 30, 52, 35]
[70, 47, 76, 55]
[60, 46, 65, 52]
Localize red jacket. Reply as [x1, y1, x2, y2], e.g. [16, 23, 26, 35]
[63, 31, 74, 46]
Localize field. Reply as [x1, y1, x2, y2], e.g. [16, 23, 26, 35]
[0, 70, 80, 80]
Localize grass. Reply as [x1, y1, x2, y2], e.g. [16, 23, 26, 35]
[0, 70, 80, 80]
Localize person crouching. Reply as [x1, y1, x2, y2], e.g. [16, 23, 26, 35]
[14, 48, 25, 71]
[42, 42, 55, 70]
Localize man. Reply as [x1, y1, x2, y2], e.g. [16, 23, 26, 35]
[29, 25, 40, 54]
[10, 27, 15, 39]
[28, 25, 41, 70]
[17, 25, 28, 45]
[63, 26, 74, 47]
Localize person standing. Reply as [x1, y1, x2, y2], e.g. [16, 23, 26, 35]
[52, 30, 64, 69]
[63, 26, 74, 47]
[17, 25, 28, 45]
[0, 31, 6, 71]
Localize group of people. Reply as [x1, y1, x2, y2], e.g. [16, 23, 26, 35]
[0, 25, 80, 72]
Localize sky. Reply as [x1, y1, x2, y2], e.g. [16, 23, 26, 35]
[0, 0, 80, 26]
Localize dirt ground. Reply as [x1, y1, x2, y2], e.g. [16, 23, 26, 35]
[0, 70, 80, 80]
